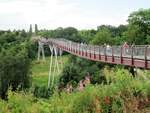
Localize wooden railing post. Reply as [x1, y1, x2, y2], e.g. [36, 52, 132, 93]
[112, 46, 114, 62]
[104, 45, 107, 61]
[73, 43, 75, 53]
[120, 46, 123, 64]
[76, 43, 78, 54]
[78, 44, 79, 54]
[99, 46, 101, 60]
[72, 43, 74, 53]
[74, 43, 76, 53]
[131, 46, 134, 66]
[89, 45, 91, 58]
[145, 45, 148, 68]
[82, 44, 84, 56]
[65, 43, 66, 50]
[94, 46, 96, 59]
[70, 43, 72, 52]
[79, 44, 81, 55]
[85, 45, 87, 57]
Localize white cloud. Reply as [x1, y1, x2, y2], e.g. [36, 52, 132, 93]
[0, 0, 128, 30]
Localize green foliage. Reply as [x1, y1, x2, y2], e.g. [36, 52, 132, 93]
[20, 30, 27, 38]
[124, 24, 146, 44]
[146, 35, 150, 44]
[26, 40, 38, 59]
[59, 55, 106, 87]
[79, 29, 96, 43]
[91, 27, 113, 45]
[0, 43, 31, 99]
[0, 69, 150, 113]
[128, 8, 150, 35]
[35, 24, 38, 35]
[29, 24, 32, 37]
[39, 27, 84, 42]
[33, 86, 52, 98]
[0, 30, 31, 99]
[125, 8, 150, 44]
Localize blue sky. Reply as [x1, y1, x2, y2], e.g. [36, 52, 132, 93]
[0, 0, 149, 30]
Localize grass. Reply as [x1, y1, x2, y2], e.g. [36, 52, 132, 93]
[31, 55, 68, 87]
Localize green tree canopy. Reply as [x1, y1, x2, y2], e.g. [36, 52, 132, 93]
[35, 24, 38, 35]
[29, 24, 32, 37]
[91, 27, 113, 45]
[126, 9, 150, 44]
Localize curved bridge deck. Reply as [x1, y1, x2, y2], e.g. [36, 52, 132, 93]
[39, 38, 150, 69]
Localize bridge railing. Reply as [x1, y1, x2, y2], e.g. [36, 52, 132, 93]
[132, 46, 145, 59]
[40, 38, 150, 61]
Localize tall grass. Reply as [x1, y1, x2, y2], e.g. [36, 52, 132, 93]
[0, 69, 150, 113]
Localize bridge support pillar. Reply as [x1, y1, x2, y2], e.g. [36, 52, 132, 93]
[48, 45, 62, 89]
[37, 41, 45, 61]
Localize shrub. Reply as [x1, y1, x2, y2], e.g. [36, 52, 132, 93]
[33, 86, 53, 98]
[0, 42, 31, 99]
[59, 55, 106, 87]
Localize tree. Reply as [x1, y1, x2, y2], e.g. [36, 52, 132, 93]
[116, 25, 127, 37]
[35, 24, 38, 35]
[54, 27, 64, 38]
[126, 8, 150, 44]
[79, 29, 96, 43]
[54, 27, 82, 42]
[20, 29, 27, 38]
[0, 43, 31, 99]
[29, 24, 32, 36]
[0, 31, 31, 99]
[91, 27, 113, 45]
[97, 25, 116, 37]
[128, 9, 150, 35]
[97, 25, 127, 45]
[124, 24, 145, 44]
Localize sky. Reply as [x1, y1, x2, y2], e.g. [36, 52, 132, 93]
[0, 0, 149, 30]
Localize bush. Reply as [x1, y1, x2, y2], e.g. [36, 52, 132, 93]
[59, 55, 106, 87]
[33, 86, 53, 98]
[0, 42, 31, 99]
